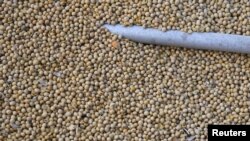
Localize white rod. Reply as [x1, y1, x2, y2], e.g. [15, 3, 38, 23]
[104, 24, 250, 54]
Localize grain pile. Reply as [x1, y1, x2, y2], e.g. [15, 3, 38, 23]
[0, 0, 250, 141]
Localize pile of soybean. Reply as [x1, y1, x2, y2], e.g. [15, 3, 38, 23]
[0, 0, 249, 141]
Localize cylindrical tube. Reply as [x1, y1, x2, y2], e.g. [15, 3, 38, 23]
[104, 24, 250, 54]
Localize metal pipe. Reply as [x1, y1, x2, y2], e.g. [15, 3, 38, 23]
[104, 24, 250, 54]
